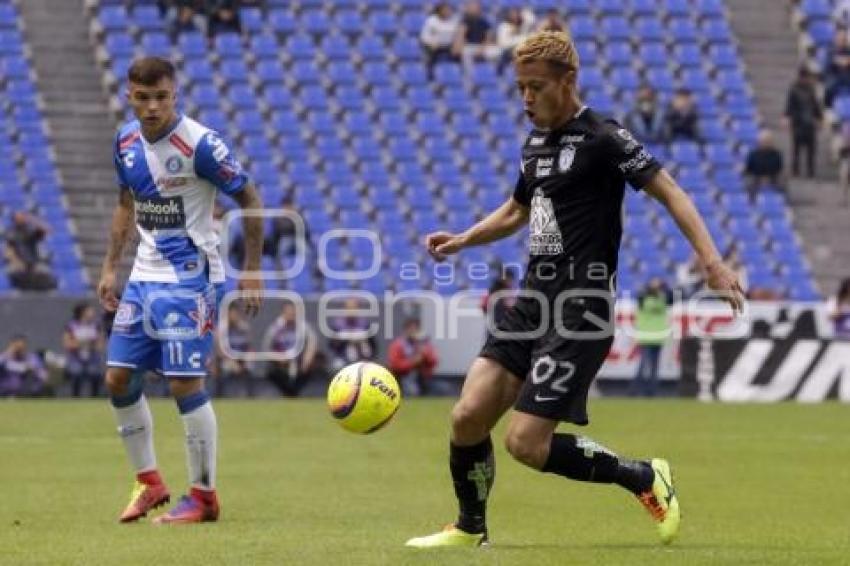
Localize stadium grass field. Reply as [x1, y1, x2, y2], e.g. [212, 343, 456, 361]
[1, 399, 848, 565]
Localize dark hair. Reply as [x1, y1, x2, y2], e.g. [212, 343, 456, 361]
[72, 302, 91, 321]
[128, 57, 176, 86]
[838, 278, 850, 300]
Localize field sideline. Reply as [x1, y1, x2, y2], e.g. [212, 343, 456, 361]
[1, 399, 848, 565]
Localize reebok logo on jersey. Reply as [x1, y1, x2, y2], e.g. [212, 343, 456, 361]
[135, 197, 186, 230]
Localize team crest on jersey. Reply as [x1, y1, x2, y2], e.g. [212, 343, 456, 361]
[113, 303, 135, 333]
[528, 188, 564, 255]
[165, 155, 183, 173]
[189, 296, 216, 337]
[558, 145, 575, 172]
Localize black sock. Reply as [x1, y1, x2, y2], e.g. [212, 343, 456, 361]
[450, 437, 494, 534]
[542, 433, 654, 495]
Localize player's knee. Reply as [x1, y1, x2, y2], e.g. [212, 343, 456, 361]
[169, 377, 203, 399]
[105, 368, 131, 396]
[450, 401, 489, 442]
[504, 428, 547, 470]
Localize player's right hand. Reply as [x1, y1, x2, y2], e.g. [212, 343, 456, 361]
[425, 231, 465, 262]
[704, 260, 746, 316]
[97, 270, 120, 312]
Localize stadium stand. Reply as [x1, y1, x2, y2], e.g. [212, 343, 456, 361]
[0, 0, 87, 295]
[86, 0, 819, 300]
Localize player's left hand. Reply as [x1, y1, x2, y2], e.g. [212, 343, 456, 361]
[238, 277, 263, 318]
[704, 260, 746, 315]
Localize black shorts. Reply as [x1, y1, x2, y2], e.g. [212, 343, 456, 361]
[479, 294, 614, 425]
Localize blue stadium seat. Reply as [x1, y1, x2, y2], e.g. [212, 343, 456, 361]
[263, 85, 293, 109]
[284, 34, 315, 60]
[668, 17, 700, 44]
[249, 34, 280, 60]
[99, 6, 129, 31]
[702, 18, 732, 44]
[290, 60, 321, 86]
[228, 84, 258, 110]
[214, 33, 243, 59]
[601, 17, 631, 41]
[708, 44, 739, 69]
[362, 61, 393, 86]
[575, 41, 599, 67]
[302, 10, 332, 35]
[369, 11, 397, 36]
[131, 5, 164, 32]
[569, 16, 596, 42]
[335, 9, 364, 36]
[392, 36, 422, 61]
[321, 35, 351, 61]
[638, 43, 669, 68]
[184, 59, 214, 82]
[269, 9, 298, 35]
[239, 7, 263, 33]
[298, 86, 329, 111]
[662, 0, 691, 18]
[177, 32, 207, 59]
[271, 111, 304, 137]
[255, 60, 285, 85]
[105, 33, 135, 59]
[694, 0, 726, 18]
[604, 43, 633, 67]
[635, 17, 665, 43]
[327, 61, 358, 86]
[190, 83, 220, 110]
[219, 59, 250, 84]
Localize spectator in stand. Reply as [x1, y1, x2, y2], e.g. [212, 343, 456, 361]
[744, 129, 785, 201]
[327, 297, 376, 372]
[454, 0, 500, 71]
[829, 278, 850, 340]
[536, 8, 567, 33]
[420, 2, 460, 79]
[0, 335, 48, 397]
[263, 302, 321, 397]
[387, 317, 439, 397]
[212, 301, 256, 397]
[496, 7, 535, 73]
[206, 0, 241, 37]
[631, 278, 672, 398]
[63, 302, 105, 397]
[166, 0, 204, 38]
[836, 0, 850, 28]
[480, 268, 517, 327]
[784, 66, 822, 178]
[824, 28, 850, 107]
[664, 88, 700, 142]
[264, 196, 311, 268]
[3, 210, 57, 291]
[624, 85, 667, 144]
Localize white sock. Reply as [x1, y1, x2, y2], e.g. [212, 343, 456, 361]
[181, 400, 217, 491]
[112, 395, 157, 474]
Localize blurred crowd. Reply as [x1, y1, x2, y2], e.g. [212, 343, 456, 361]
[0, 297, 441, 399]
[2, 209, 57, 292]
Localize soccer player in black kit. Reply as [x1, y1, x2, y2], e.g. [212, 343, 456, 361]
[406, 31, 745, 548]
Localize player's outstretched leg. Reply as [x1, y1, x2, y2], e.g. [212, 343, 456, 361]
[154, 378, 219, 525]
[107, 368, 170, 523]
[505, 412, 680, 544]
[406, 359, 522, 548]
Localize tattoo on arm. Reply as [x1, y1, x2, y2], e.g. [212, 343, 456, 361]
[102, 190, 134, 271]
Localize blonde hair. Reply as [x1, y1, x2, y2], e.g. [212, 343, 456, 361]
[514, 31, 580, 75]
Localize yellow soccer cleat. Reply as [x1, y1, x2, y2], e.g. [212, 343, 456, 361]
[636, 458, 681, 545]
[405, 524, 489, 548]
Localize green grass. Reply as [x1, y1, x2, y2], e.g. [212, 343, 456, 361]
[1, 399, 848, 565]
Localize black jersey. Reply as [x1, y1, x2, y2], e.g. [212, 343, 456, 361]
[512, 106, 662, 298]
